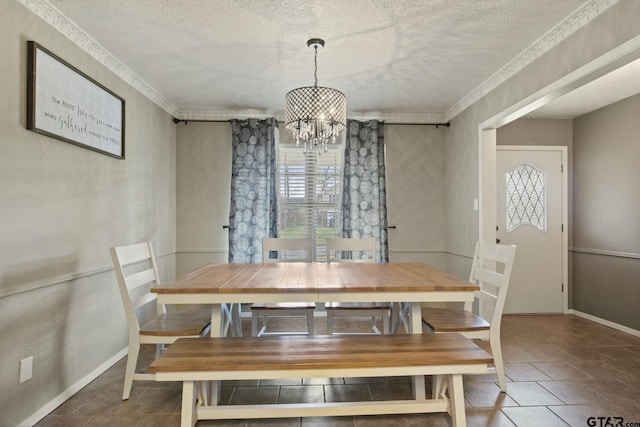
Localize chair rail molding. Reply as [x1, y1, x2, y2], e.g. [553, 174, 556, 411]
[0, 251, 176, 298]
[571, 247, 640, 260]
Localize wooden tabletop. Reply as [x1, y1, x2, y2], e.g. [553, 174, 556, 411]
[151, 262, 478, 295]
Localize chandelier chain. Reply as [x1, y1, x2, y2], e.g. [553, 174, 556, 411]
[313, 45, 318, 87]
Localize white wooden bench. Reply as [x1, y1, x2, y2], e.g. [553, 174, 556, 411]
[149, 333, 493, 427]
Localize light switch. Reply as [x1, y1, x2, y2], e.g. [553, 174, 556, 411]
[19, 356, 33, 383]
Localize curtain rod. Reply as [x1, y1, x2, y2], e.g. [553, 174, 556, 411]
[172, 118, 228, 124]
[172, 117, 450, 127]
[384, 122, 450, 127]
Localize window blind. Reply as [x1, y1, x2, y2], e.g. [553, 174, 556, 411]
[277, 146, 343, 261]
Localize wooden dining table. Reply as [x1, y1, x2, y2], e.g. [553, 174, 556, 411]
[151, 261, 479, 339]
[151, 261, 480, 408]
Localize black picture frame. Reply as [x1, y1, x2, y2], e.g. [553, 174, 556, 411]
[27, 41, 125, 159]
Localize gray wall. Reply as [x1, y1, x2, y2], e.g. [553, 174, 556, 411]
[176, 122, 232, 275]
[0, 2, 177, 425]
[572, 94, 640, 330]
[384, 125, 448, 269]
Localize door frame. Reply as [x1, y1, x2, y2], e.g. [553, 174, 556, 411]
[496, 145, 568, 313]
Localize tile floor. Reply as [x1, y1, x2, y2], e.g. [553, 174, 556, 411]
[36, 314, 640, 427]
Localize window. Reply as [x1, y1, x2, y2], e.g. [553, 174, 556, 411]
[506, 163, 546, 232]
[277, 145, 343, 261]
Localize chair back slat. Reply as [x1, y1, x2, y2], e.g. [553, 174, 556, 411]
[113, 242, 153, 267]
[475, 289, 498, 305]
[131, 292, 158, 311]
[126, 268, 157, 291]
[472, 267, 503, 289]
[326, 238, 376, 263]
[262, 238, 312, 263]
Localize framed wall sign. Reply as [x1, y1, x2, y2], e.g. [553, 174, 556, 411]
[27, 41, 125, 159]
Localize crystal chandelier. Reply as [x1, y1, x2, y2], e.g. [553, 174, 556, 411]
[285, 39, 346, 154]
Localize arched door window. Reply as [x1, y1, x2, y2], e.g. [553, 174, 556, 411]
[505, 164, 546, 232]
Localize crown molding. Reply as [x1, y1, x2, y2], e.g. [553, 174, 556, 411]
[18, 0, 178, 115]
[444, 0, 619, 121]
[24, 0, 617, 123]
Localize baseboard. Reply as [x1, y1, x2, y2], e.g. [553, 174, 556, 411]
[17, 347, 128, 427]
[569, 309, 640, 337]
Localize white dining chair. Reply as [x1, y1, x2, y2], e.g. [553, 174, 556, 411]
[422, 241, 516, 392]
[325, 237, 391, 334]
[250, 238, 315, 336]
[111, 241, 211, 400]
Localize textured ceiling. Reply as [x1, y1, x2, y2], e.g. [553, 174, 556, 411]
[530, 58, 640, 118]
[45, 0, 609, 121]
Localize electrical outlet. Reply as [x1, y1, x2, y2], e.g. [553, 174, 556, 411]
[19, 356, 33, 383]
[473, 199, 479, 211]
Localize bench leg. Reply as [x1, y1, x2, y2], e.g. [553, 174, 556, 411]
[208, 380, 221, 406]
[412, 375, 426, 400]
[251, 311, 259, 336]
[447, 374, 466, 427]
[181, 381, 197, 427]
[432, 374, 445, 399]
[306, 309, 315, 336]
[382, 310, 389, 334]
[326, 310, 334, 334]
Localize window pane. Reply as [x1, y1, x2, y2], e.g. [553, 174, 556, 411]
[506, 163, 546, 232]
[277, 146, 343, 261]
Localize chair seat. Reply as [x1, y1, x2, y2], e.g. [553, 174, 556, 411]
[325, 302, 390, 310]
[251, 302, 315, 310]
[139, 307, 212, 336]
[421, 307, 490, 333]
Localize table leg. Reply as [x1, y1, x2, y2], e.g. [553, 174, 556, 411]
[210, 305, 222, 337]
[391, 302, 411, 334]
[181, 381, 197, 427]
[232, 303, 243, 337]
[207, 304, 223, 405]
[219, 303, 243, 337]
[409, 302, 427, 400]
[410, 302, 423, 334]
[390, 302, 399, 333]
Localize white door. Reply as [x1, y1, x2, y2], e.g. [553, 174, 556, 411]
[496, 147, 565, 313]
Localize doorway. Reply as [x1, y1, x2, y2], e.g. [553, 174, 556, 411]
[478, 38, 640, 315]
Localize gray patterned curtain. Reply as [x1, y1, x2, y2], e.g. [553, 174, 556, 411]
[341, 119, 388, 262]
[228, 118, 278, 263]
